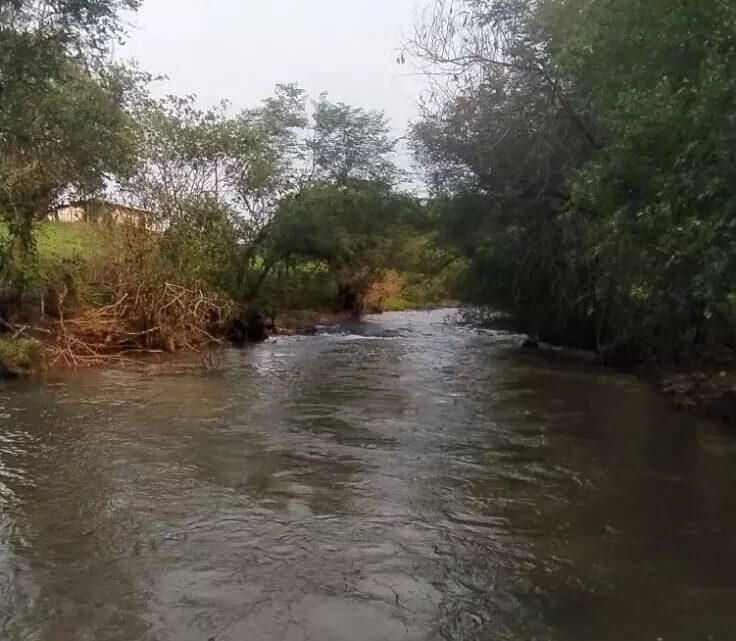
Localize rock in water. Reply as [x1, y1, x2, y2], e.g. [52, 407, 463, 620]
[661, 372, 736, 423]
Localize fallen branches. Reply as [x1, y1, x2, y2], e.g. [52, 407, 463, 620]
[44, 282, 234, 368]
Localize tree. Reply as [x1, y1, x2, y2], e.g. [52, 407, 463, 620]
[409, 0, 597, 345]
[0, 0, 143, 205]
[123, 86, 311, 302]
[269, 180, 418, 312]
[556, 0, 736, 361]
[0, 63, 139, 238]
[409, 0, 736, 364]
[160, 196, 242, 294]
[308, 96, 398, 185]
[253, 97, 407, 310]
[0, 0, 142, 315]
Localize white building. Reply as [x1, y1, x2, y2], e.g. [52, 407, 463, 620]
[51, 199, 155, 227]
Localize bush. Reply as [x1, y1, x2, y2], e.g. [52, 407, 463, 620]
[0, 337, 42, 371]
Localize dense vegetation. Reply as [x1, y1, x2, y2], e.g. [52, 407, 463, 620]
[409, 0, 736, 366]
[0, 1, 454, 366]
[4, 0, 734, 371]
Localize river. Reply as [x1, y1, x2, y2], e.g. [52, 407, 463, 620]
[0, 309, 735, 640]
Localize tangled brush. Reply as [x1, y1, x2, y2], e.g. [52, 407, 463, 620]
[48, 282, 234, 367]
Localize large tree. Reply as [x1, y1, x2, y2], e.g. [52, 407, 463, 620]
[410, 0, 736, 363]
[122, 85, 310, 300]
[0, 0, 141, 230]
[308, 96, 398, 185]
[0, 0, 142, 314]
[269, 180, 418, 312]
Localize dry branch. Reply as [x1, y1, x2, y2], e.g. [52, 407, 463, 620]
[43, 281, 234, 368]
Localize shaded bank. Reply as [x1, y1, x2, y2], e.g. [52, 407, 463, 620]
[0, 217, 455, 371]
[661, 371, 736, 425]
[409, 1, 736, 382]
[0, 307, 408, 374]
[471, 309, 736, 425]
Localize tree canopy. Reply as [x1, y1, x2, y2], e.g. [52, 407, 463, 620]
[0, 0, 141, 246]
[409, 0, 736, 364]
[309, 97, 398, 185]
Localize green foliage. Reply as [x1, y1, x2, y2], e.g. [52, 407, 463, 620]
[410, 0, 736, 364]
[0, 2, 453, 337]
[0, 1, 141, 243]
[385, 233, 463, 308]
[0, 337, 41, 371]
[559, 0, 736, 361]
[309, 97, 398, 184]
[160, 198, 242, 294]
[0, 62, 138, 242]
[122, 87, 313, 304]
[255, 262, 340, 312]
[34, 222, 106, 307]
[0, 0, 142, 324]
[268, 180, 420, 311]
[0, 221, 96, 316]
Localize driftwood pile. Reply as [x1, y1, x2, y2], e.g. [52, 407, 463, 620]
[36, 282, 234, 367]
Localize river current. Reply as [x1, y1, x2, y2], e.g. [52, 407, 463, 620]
[1, 310, 734, 640]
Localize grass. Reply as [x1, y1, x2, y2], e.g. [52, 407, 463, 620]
[0, 337, 42, 371]
[34, 221, 103, 262]
[0, 221, 100, 258]
[32, 222, 105, 305]
[380, 295, 413, 311]
[0, 221, 107, 312]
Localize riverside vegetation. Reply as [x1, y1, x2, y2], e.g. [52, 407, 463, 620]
[0, 0, 459, 370]
[405, 0, 736, 421]
[2, 1, 736, 421]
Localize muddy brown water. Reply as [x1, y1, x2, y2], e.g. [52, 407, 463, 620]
[1, 310, 735, 641]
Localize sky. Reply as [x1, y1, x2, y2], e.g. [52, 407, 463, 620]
[117, 0, 429, 172]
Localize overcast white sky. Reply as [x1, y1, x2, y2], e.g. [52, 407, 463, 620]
[118, 0, 428, 170]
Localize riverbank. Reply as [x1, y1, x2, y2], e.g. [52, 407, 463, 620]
[272, 310, 356, 336]
[5, 304, 736, 427]
[659, 369, 736, 424]
[473, 310, 736, 425]
[518, 341, 736, 425]
[0, 336, 43, 377]
[0, 307, 371, 377]
[0, 218, 455, 374]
